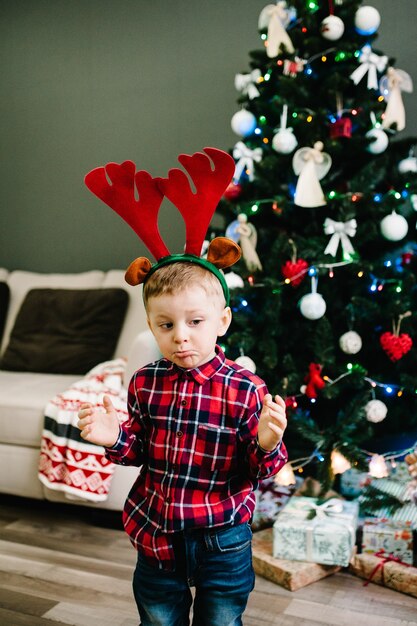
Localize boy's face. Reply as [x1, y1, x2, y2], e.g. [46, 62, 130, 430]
[146, 285, 231, 369]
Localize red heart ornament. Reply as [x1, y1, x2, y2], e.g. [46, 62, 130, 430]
[281, 259, 308, 287]
[380, 331, 413, 362]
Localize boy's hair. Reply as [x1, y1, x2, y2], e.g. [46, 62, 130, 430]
[143, 262, 226, 309]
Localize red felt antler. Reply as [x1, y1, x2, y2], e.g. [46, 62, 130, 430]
[157, 147, 235, 256]
[84, 160, 169, 261]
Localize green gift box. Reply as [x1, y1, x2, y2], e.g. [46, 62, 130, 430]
[273, 496, 359, 567]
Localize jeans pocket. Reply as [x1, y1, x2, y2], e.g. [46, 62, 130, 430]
[211, 523, 252, 553]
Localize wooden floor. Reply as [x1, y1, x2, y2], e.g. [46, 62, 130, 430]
[0, 496, 416, 626]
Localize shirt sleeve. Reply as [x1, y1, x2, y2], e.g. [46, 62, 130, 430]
[104, 373, 148, 467]
[239, 381, 288, 480]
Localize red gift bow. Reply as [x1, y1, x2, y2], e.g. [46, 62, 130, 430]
[363, 549, 413, 586]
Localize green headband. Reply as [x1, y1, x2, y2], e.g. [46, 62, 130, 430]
[143, 254, 230, 306]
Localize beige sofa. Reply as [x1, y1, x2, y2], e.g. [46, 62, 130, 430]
[0, 268, 160, 510]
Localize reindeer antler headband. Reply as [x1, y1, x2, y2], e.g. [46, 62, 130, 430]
[84, 147, 241, 305]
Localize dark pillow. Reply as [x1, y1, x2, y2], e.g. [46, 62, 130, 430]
[0, 282, 10, 344]
[0, 288, 128, 375]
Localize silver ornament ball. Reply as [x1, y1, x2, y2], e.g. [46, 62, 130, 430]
[380, 211, 408, 241]
[231, 110, 257, 137]
[320, 15, 345, 41]
[366, 128, 388, 154]
[235, 355, 257, 373]
[272, 128, 298, 154]
[299, 293, 326, 320]
[355, 6, 381, 35]
[365, 399, 388, 423]
[339, 331, 362, 355]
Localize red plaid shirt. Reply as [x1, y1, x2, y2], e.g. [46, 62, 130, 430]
[105, 345, 287, 570]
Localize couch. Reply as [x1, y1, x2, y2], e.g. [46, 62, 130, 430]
[0, 268, 160, 510]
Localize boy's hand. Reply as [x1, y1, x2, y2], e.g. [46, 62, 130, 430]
[77, 395, 120, 447]
[257, 394, 287, 452]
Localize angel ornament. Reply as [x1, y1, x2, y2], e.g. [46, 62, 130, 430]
[292, 141, 332, 208]
[258, 2, 294, 58]
[380, 67, 413, 132]
[236, 213, 263, 272]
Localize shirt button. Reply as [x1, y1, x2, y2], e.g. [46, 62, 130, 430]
[181, 400, 187, 406]
[176, 430, 183, 438]
[166, 497, 172, 504]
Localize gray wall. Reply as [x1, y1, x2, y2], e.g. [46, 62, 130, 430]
[1, 0, 416, 273]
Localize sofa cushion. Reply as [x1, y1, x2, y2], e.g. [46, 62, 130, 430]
[1, 269, 105, 354]
[0, 282, 10, 344]
[0, 371, 79, 447]
[0, 288, 128, 375]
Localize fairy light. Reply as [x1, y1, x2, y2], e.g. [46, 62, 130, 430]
[321, 55, 327, 63]
[274, 462, 296, 486]
[331, 449, 351, 474]
[263, 137, 269, 144]
[369, 454, 389, 478]
[307, 115, 313, 122]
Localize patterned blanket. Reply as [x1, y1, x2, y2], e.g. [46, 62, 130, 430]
[38, 359, 128, 502]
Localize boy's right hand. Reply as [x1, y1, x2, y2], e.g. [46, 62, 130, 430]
[77, 395, 120, 447]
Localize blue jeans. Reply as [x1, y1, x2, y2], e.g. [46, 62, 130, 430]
[132, 523, 255, 626]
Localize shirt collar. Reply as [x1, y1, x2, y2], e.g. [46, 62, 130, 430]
[166, 345, 225, 384]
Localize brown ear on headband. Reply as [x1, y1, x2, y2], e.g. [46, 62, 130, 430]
[207, 237, 241, 269]
[125, 257, 153, 286]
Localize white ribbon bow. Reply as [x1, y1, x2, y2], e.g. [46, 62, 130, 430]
[324, 218, 357, 257]
[234, 69, 262, 99]
[350, 46, 388, 90]
[233, 142, 262, 181]
[308, 498, 345, 519]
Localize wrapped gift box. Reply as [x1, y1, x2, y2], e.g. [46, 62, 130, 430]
[349, 552, 417, 598]
[273, 496, 358, 567]
[361, 517, 416, 565]
[366, 477, 412, 503]
[252, 475, 299, 531]
[252, 528, 341, 591]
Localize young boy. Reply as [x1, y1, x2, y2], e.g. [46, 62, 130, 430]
[77, 259, 287, 625]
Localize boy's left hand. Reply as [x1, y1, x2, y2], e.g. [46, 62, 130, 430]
[257, 394, 287, 452]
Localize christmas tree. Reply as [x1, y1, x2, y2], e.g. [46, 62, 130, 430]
[217, 1, 417, 492]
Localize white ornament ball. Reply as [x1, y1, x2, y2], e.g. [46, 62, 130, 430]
[272, 128, 298, 154]
[320, 15, 345, 41]
[380, 211, 409, 241]
[355, 6, 381, 35]
[398, 156, 417, 175]
[339, 331, 362, 355]
[365, 399, 388, 423]
[299, 293, 326, 320]
[231, 110, 257, 137]
[235, 355, 257, 373]
[366, 128, 389, 154]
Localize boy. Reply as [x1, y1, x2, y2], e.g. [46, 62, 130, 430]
[79, 147, 287, 624]
[77, 260, 287, 625]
